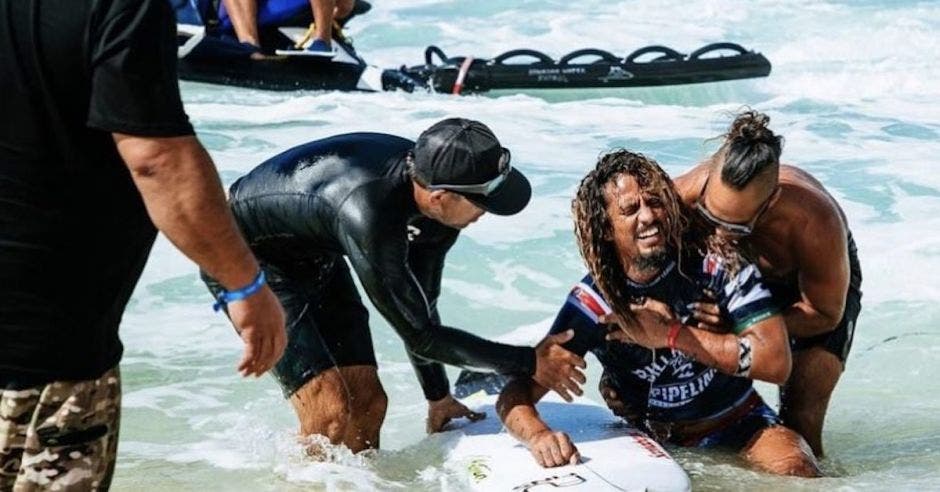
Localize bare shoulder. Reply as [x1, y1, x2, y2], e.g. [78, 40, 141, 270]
[777, 167, 847, 250]
[673, 160, 711, 203]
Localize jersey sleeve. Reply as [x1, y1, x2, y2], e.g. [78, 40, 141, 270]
[547, 277, 610, 357]
[708, 256, 780, 334]
[86, 0, 193, 136]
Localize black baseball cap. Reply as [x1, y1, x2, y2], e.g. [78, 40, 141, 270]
[413, 118, 531, 216]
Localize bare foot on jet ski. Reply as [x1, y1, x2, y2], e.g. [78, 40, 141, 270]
[239, 42, 282, 61]
[275, 39, 336, 58]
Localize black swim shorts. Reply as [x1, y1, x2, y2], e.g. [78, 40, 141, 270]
[203, 257, 376, 397]
[781, 232, 863, 364]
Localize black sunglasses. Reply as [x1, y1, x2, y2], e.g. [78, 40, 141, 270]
[695, 175, 778, 236]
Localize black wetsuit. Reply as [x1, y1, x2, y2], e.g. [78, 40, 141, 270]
[205, 133, 535, 399]
[553, 252, 783, 448]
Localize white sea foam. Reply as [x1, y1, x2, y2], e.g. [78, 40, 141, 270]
[114, 1, 940, 490]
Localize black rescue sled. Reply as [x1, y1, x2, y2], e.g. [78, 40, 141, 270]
[172, 0, 771, 94]
[382, 43, 772, 95]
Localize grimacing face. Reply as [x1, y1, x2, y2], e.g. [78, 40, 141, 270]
[602, 173, 670, 280]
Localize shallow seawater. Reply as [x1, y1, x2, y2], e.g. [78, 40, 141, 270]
[112, 1, 940, 490]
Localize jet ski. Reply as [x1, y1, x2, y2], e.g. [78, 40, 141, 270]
[172, 0, 378, 91]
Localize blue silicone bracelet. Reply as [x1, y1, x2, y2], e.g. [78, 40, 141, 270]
[213, 270, 266, 312]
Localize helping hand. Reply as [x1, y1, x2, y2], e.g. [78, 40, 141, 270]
[600, 298, 676, 349]
[427, 394, 485, 433]
[598, 370, 642, 422]
[689, 299, 730, 332]
[533, 330, 587, 402]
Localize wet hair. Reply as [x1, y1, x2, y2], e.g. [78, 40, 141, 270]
[572, 150, 747, 325]
[718, 110, 783, 189]
[571, 150, 688, 322]
[405, 151, 428, 187]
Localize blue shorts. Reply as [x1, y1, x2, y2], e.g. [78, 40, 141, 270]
[693, 400, 781, 449]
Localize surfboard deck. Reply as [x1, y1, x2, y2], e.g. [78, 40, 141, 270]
[442, 391, 691, 492]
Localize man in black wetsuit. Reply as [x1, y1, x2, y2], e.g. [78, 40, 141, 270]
[206, 118, 586, 452]
[497, 150, 819, 476]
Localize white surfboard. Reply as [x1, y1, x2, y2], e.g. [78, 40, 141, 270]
[441, 375, 691, 491]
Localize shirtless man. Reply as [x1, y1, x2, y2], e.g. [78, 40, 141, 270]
[671, 110, 862, 457]
[497, 150, 819, 477]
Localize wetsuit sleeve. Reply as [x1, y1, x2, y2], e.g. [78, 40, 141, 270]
[548, 281, 610, 357]
[86, 0, 193, 136]
[711, 259, 780, 334]
[336, 210, 537, 382]
[404, 231, 460, 400]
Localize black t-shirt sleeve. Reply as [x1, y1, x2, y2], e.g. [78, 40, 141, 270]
[86, 0, 193, 136]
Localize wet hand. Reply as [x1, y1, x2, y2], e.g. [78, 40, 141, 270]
[689, 300, 729, 332]
[600, 299, 676, 349]
[528, 429, 580, 468]
[533, 330, 587, 402]
[598, 371, 631, 420]
[227, 285, 287, 377]
[426, 394, 485, 433]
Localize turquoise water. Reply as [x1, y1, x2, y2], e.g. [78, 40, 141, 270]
[112, 1, 940, 490]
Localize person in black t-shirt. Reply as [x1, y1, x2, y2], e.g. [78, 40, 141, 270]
[497, 150, 820, 477]
[0, 1, 285, 489]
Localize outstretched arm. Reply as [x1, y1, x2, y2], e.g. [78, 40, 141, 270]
[406, 222, 458, 402]
[497, 377, 580, 468]
[336, 213, 584, 399]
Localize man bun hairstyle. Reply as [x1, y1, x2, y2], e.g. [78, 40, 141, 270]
[719, 110, 783, 189]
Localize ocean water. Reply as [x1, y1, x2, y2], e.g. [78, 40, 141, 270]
[112, 1, 940, 490]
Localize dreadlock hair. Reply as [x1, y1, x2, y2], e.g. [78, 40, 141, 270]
[717, 109, 783, 189]
[572, 150, 689, 324]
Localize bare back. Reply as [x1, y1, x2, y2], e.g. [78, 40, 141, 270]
[676, 162, 851, 335]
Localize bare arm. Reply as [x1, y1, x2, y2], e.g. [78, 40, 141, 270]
[673, 317, 791, 384]
[784, 213, 849, 337]
[607, 299, 791, 385]
[497, 377, 580, 467]
[497, 377, 552, 442]
[114, 133, 285, 376]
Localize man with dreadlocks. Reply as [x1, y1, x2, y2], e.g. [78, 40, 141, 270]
[496, 150, 820, 477]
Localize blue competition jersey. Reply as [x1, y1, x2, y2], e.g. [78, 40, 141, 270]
[549, 252, 778, 422]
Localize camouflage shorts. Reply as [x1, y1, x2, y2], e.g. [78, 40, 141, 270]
[0, 367, 121, 492]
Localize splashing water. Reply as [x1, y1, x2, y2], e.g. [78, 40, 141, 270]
[112, 1, 940, 490]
